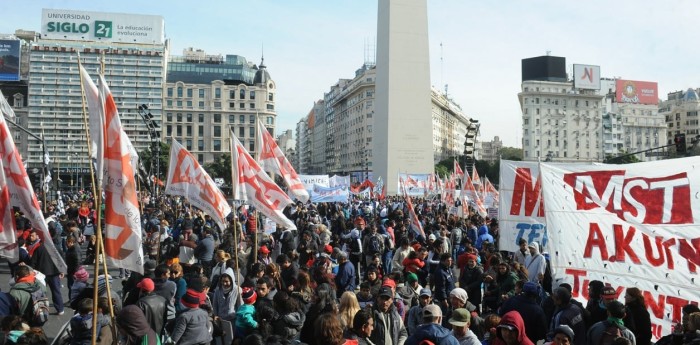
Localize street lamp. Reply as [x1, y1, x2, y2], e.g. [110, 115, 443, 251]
[137, 104, 161, 201]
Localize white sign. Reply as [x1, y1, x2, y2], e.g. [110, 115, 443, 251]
[541, 157, 700, 340]
[498, 160, 546, 253]
[41, 9, 165, 45]
[299, 174, 329, 190]
[573, 64, 601, 90]
[214, 178, 224, 187]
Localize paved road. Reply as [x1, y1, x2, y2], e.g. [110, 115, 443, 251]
[0, 244, 124, 342]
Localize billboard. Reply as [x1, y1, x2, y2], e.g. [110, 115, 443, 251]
[41, 9, 164, 45]
[615, 79, 658, 105]
[573, 64, 600, 90]
[0, 40, 21, 81]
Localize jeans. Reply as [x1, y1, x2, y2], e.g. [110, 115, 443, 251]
[46, 274, 64, 313]
[382, 251, 393, 275]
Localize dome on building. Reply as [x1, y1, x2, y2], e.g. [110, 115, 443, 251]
[684, 88, 699, 101]
[254, 57, 271, 85]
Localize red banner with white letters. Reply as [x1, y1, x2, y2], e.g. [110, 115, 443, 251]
[541, 157, 700, 339]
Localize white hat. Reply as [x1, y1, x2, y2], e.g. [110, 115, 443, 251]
[428, 234, 437, 241]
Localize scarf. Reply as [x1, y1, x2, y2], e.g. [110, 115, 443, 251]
[17, 274, 36, 284]
[607, 317, 625, 328]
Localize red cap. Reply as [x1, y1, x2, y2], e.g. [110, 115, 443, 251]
[382, 278, 396, 289]
[137, 278, 155, 293]
[466, 254, 478, 262]
[324, 245, 333, 254]
[259, 245, 270, 254]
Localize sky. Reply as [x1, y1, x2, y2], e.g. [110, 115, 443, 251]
[3, 1, 700, 148]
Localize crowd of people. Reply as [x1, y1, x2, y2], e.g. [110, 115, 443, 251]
[0, 191, 698, 345]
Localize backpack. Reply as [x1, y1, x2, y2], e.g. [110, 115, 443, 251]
[368, 235, 384, 255]
[600, 321, 624, 345]
[26, 288, 50, 326]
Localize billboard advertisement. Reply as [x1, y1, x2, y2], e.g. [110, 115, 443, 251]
[573, 64, 600, 90]
[0, 40, 20, 81]
[41, 9, 164, 45]
[615, 79, 658, 105]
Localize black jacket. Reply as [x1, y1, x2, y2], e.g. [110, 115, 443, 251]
[137, 293, 168, 336]
[624, 300, 652, 345]
[459, 265, 483, 305]
[433, 263, 455, 303]
[65, 245, 82, 275]
[370, 304, 408, 345]
[499, 294, 548, 343]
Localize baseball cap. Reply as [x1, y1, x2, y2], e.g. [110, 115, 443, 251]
[523, 282, 539, 295]
[378, 286, 393, 298]
[382, 279, 396, 289]
[448, 308, 471, 327]
[419, 288, 432, 297]
[137, 278, 155, 293]
[428, 234, 437, 241]
[422, 304, 442, 319]
[601, 286, 617, 300]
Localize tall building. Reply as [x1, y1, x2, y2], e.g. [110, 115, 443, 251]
[162, 48, 276, 169]
[660, 88, 700, 150]
[26, 9, 168, 190]
[519, 56, 666, 162]
[295, 64, 476, 180]
[375, 0, 434, 194]
[481, 136, 503, 163]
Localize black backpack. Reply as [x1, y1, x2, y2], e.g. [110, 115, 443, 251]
[26, 288, 50, 326]
[600, 321, 625, 345]
[367, 235, 383, 255]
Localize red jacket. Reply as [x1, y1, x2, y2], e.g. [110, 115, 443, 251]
[492, 311, 535, 345]
[402, 258, 424, 273]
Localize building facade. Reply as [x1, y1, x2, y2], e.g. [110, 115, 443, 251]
[480, 136, 503, 163]
[660, 88, 700, 150]
[25, 9, 168, 191]
[162, 48, 276, 167]
[295, 63, 476, 180]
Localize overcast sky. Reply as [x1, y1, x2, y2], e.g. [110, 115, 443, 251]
[3, 1, 699, 147]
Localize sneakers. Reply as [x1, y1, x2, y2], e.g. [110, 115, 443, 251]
[57, 311, 65, 316]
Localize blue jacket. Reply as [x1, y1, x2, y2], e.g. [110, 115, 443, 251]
[433, 263, 455, 303]
[335, 260, 356, 294]
[406, 323, 459, 345]
[475, 226, 493, 250]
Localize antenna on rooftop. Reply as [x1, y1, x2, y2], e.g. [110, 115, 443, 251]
[364, 37, 376, 67]
[440, 42, 444, 94]
[546, 50, 551, 56]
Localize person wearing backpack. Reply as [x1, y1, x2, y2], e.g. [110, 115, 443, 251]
[26, 229, 65, 315]
[363, 223, 385, 267]
[586, 300, 636, 345]
[9, 266, 49, 327]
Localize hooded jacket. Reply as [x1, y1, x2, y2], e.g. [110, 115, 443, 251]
[212, 268, 241, 322]
[475, 226, 493, 250]
[524, 243, 546, 284]
[272, 309, 306, 340]
[69, 312, 111, 345]
[406, 323, 459, 345]
[492, 311, 534, 345]
[117, 305, 159, 345]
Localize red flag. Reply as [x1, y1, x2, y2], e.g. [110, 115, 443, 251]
[0, 96, 65, 271]
[400, 177, 425, 238]
[165, 138, 232, 231]
[463, 170, 487, 217]
[231, 133, 296, 229]
[99, 74, 145, 274]
[0, 159, 18, 260]
[454, 159, 464, 177]
[257, 121, 309, 202]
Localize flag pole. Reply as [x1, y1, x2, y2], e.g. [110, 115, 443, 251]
[229, 137, 241, 284]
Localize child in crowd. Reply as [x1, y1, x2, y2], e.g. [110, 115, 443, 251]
[70, 267, 90, 305]
[235, 287, 258, 339]
[357, 282, 374, 309]
[69, 298, 110, 345]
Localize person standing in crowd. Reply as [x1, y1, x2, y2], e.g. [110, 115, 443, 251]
[547, 325, 575, 345]
[64, 236, 81, 293]
[26, 230, 64, 315]
[172, 288, 213, 344]
[170, 263, 187, 312]
[370, 286, 408, 345]
[405, 304, 459, 345]
[459, 254, 483, 312]
[513, 239, 530, 266]
[335, 252, 357, 296]
[212, 268, 240, 323]
[499, 282, 547, 344]
[407, 288, 433, 335]
[524, 242, 545, 285]
[493, 311, 534, 345]
[9, 266, 46, 325]
[194, 227, 215, 278]
[586, 300, 636, 345]
[449, 308, 481, 345]
[548, 286, 587, 345]
[623, 287, 651, 345]
[433, 254, 456, 311]
[339, 291, 361, 331]
[135, 278, 168, 338]
[116, 305, 159, 345]
[392, 238, 414, 274]
[345, 309, 375, 345]
[314, 313, 348, 345]
[585, 280, 607, 326]
[364, 222, 386, 268]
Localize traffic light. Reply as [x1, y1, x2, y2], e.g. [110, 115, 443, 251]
[675, 133, 687, 154]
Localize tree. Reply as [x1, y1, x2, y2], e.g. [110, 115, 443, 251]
[139, 141, 170, 180]
[204, 153, 232, 185]
[499, 147, 523, 161]
[604, 150, 642, 164]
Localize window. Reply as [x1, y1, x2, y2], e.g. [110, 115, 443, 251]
[186, 101, 192, 108]
[266, 104, 274, 110]
[229, 103, 235, 109]
[187, 89, 193, 97]
[167, 88, 173, 97]
[186, 126, 192, 136]
[249, 103, 255, 109]
[166, 125, 172, 136]
[229, 90, 235, 99]
[166, 113, 173, 122]
[177, 101, 182, 107]
[240, 115, 245, 123]
[266, 116, 274, 125]
[214, 102, 221, 109]
[229, 115, 235, 123]
[186, 113, 192, 122]
[249, 142, 255, 152]
[198, 114, 204, 123]
[250, 91, 255, 100]
[177, 87, 183, 97]
[249, 127, 255, 137]
[213, 139, 221, 151]
[214, 126, 221, 137]
[176, 126, 182, 136]
[268, 93, 274, 101]
[199, 101, 204, 108]
[249, 114, 255, 124]
[240, 89, 245, 99]
[176, 113, 182, 122]
[198, 154, 204, 163]
[199, 89, 205, 98]
[198, 139, 204, 151]
[239, 127, 245, 137]
[239, 103, 245, 109]
[167, 100, 172, 107]
[215, 88, 221, 99]
[198, 126, 203, 136]
[214, 114, 221, 123]
[186, 139, 192, 150]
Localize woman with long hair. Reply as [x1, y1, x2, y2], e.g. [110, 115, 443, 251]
[265, 263, 283, 292]
[314, 313, 347, 345]
[299, 283, 338, 345]
[292, 270, 313, 312]
[623, 287, 652, 345]
[338, 291, 361, 331]
[271, 290, 306, 341]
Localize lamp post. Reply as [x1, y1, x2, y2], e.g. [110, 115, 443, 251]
[137, 104, 161, 202]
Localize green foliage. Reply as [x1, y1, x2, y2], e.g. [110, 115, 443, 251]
[499, 147, 523, 161]
[604, 150, 642, 164]
[204, 153, 232, 185]
[139, 141, 170, 180]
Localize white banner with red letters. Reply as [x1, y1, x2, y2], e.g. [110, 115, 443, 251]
[540, 157, 700, 340]
[256, 121, 309, 203]
[165, 138, 232, 231]
[231, 133, 296, 230]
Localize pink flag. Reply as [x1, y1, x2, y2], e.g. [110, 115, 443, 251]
[0, 100, 65, 271]
[165, 138, 231, 230]
[0, 159, 18, 261]
[231, 133, 296, 229]
[256, 121, 309, 202]
[400, 177, 425, 239]
[99, 75, 145, 274]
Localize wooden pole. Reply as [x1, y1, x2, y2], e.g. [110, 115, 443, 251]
[253, 209, 258, 264]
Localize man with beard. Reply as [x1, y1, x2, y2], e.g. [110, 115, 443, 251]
[26, 230, 64, 315]
[370, 287, 408, 345]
